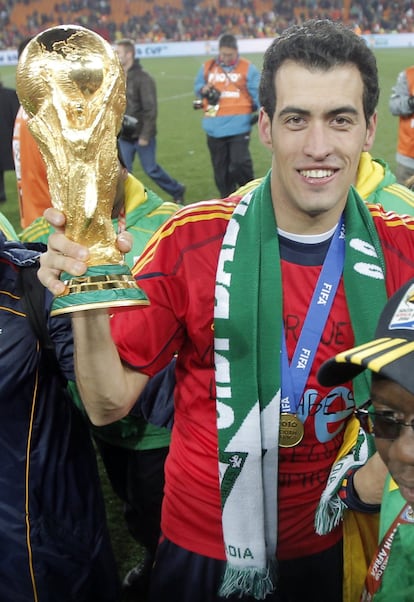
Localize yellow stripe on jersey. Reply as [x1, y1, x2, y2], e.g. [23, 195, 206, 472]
[19, 217, 51, 242]
[367, 203, 414, 229]
[132, 200, 237, 276]
[383, 184, 414, 209]
[147, 201, 179, 219]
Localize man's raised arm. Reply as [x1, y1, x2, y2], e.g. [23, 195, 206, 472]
[38, 208, 149, 425]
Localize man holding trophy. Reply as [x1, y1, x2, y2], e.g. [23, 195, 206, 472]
[0, 24, 163, 601]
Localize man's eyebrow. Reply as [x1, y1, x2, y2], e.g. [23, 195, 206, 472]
[277, 105, 359, 118]
[278, 107, 309, 118]
[326, 106, 359, 117]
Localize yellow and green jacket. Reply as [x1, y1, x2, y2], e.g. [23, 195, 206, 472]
[0, 212, 18, 240]
[356, 152, 414, 214]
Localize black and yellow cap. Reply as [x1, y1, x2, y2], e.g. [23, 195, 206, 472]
[318, 278, 414, 395]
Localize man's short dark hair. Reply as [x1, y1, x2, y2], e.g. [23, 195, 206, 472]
[259, 19, 379, 126]
[116, 38, 135, 55]
[219, 34, 238, 50]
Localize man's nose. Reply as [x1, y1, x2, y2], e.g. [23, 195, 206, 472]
[302, 122, 334, 160]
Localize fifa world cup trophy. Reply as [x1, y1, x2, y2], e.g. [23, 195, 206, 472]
[16, 25, 149, 315]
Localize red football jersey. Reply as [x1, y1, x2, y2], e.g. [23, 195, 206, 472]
[111, 200, 414, 560]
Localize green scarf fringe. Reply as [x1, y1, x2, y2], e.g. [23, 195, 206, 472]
[315, 493, 346, 535]
[315, 425, 378, 535]
[218, 559, 278, 600]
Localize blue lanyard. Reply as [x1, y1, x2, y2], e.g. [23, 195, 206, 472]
[281, 217, 345, 414]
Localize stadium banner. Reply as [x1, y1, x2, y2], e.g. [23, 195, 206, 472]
[2, 33, 414, 66]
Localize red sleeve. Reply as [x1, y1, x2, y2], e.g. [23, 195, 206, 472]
[371, 207, 414, 294]
[110, 199, 237, 376]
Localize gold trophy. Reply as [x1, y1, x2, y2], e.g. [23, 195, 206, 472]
[16, 25, 149, 315]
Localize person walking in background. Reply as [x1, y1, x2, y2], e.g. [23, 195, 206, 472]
[0, 80, 19, 203]
[389, 64, 414, 184]
[116, 38, 186, 203]
[12, 37, 52, 229]
[194, 33, 260, 197]
[13, 104, 52, 228]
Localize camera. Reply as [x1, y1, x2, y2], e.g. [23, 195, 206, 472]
[193, 86, 221, 110]
[119, 114, 138, 140]
[202, 86, 221, 105]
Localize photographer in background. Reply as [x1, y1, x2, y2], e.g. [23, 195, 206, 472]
[116, 38, 186, 203]
[194, 33, 260, 197]
[389, 64, 414, 184]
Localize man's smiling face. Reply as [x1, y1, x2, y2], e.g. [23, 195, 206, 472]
[258, 61, 377, 233]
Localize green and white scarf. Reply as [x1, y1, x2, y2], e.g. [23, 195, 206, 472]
[315, 421, 377, 536]
[214, 170, 387, 599]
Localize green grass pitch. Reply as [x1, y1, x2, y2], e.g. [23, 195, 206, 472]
[1, 47, 412, 231]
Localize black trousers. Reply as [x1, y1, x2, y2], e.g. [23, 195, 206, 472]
[0, 171, 5, 200]
[96, 439, 169, 556]
[149, 536, 343, 602]
[207, 132, 254, 197]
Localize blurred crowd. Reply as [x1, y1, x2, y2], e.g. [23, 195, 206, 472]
[1, 0, 414, 49]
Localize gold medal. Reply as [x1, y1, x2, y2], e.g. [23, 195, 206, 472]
[279, 413, 304, 448]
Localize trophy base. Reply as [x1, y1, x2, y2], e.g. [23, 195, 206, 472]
[51, 264, 149, 317]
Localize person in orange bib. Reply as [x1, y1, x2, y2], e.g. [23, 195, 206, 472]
[13, 105, 52, 228]
[194, 34, 260, 197]
[389, 65, 414, 185]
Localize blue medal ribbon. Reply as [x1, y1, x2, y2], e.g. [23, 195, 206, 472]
[281, 217, 345, 415]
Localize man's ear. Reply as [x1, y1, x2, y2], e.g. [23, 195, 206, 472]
[258, 108, 273, 150]
[363, 111, 377, 152]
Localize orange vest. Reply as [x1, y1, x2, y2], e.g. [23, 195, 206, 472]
[202, 57, 253, 116]
[12, 107, 52, 229]
[397, 66, 414, 159]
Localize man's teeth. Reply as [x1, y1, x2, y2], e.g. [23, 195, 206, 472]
[300, 169, 334, 178]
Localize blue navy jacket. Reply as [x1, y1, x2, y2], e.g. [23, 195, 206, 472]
[0, 234, 119, 601]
